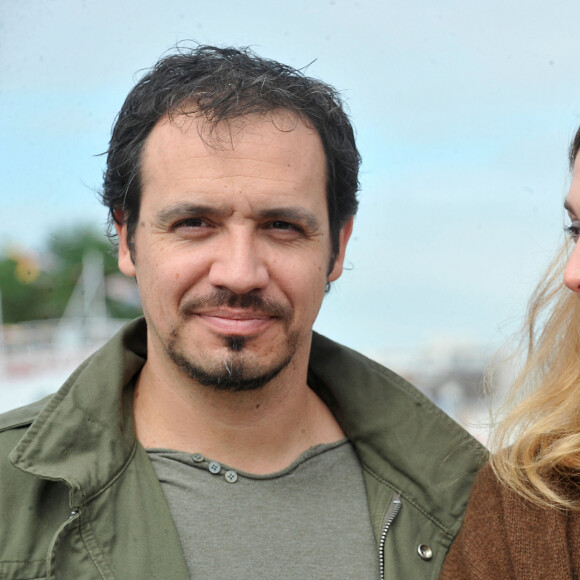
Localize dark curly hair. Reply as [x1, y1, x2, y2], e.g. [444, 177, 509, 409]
[101, 45, 360, 263]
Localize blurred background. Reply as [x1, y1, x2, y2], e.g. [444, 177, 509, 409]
[2, 0, 580, 442]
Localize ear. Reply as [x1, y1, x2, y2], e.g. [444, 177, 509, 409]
[114, 212, 137, 278]
[328, 217, 354, 282]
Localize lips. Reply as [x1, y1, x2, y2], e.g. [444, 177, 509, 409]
[180, 289, 293, 333]
[196, 310, 276, 335]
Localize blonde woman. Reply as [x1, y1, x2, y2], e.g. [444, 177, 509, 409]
[440, 128, 580, 579]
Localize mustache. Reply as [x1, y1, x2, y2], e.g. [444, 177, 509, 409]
[180, 289, 292, 320]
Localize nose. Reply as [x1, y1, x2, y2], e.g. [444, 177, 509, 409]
[208, 231, 269, 294]
[564, 242, 580, 293]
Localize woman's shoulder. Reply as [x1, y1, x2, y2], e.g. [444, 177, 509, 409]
[440, 462, 580, 580]
[469, 462, 577, 525]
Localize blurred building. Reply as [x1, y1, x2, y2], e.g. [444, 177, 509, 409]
[0, 251, 133, 411]
[0, 317, 127, 412]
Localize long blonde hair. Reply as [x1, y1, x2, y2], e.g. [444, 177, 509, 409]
[490, 240, 580, 509]
[490, 127, 580, 510]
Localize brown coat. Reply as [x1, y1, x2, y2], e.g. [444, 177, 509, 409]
[440, 463, 580, 579]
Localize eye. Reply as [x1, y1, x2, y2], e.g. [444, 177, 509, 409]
[266, 221, 303, 233]
[174, 217, 210, 229]
[271, 221, 292, 230]
[564, 220, 580, 243]
[171, 217, 214, 240]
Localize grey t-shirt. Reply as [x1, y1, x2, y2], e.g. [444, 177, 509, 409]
[148, 439, 379, 579]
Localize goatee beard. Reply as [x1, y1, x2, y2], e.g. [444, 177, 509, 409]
[226, 335, 245, 352]
[168, 346, 294, 392]
[167, 288, 296, 392]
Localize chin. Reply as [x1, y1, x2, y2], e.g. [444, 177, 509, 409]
[165, 329, 298, 392]
[168, 347, 294, 392]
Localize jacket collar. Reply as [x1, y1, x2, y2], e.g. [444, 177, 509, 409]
[307, 332, 485, 536]
[10, 318, 148, 507]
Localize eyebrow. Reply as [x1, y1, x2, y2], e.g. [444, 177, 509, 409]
[154, 203, 228, 226]
[154, 202, 322, 231]
[258, 208, 321, 231]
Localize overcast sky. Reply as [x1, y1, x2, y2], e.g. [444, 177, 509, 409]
[2, 0, 580, 354]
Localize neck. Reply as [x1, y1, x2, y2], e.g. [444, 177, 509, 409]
[133, 355, 344, 474]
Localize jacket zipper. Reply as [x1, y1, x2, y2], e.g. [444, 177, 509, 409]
[46, 507, 81, 578]
[378, 492, 402, 580]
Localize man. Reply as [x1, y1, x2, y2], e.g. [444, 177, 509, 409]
[0, 46, 484, 579]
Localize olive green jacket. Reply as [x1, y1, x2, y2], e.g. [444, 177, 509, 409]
[0, 318, 485, 579]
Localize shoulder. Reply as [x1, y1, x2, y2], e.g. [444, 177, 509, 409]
[0, 397, 54, 503]
[441, 463, 576, 579]
[0, 396, 53, 455]
[309, 332, 484, 455]
[310, 331, 445, 403]
[463, 462, 566, 528]
[0, 396, 52, 433]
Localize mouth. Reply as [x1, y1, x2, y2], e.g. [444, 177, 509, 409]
[180, 289, 292, 337]
[196, 309, 277, 336]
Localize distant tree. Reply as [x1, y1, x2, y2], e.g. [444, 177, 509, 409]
[0, 254, 49, 322]
[0, 226, 142, 324]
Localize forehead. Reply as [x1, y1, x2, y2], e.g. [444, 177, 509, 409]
[140, 112, 327, 202]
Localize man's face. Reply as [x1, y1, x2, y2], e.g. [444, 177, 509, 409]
[116, 112, 352, 391]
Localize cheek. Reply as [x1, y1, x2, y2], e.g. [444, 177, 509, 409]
[136, 250, 203, 303]
[285, 263, 328, 316]
[276, 255, 327, 289]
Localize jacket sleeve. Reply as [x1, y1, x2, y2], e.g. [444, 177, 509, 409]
[439, 462, 574, 580]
